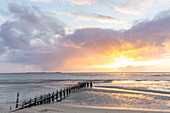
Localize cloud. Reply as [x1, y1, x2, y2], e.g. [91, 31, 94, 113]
[0, 2, 65, 70]
[59, 0, 168, 15]
[0, 3, 170, 72]
[111, 4, 141, 15]
[0, 15, 8, 20]
[30, 0, 52, 3]
[60, 0, 170, 15]
[58, 11, 121, 23]
[65, 26, 100, 31]
[110, 0, 170, 15]
[110, 0, 152, 15]
[55, 9, 170, 71]
[61, 0, 97, 5]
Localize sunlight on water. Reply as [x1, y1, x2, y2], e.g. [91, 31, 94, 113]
[93, 86, 170, 97]
[62, 78, 170, 112]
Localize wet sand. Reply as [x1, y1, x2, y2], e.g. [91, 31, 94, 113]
[12, 104, 170, 113]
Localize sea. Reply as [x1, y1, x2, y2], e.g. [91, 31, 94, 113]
[0, 72, 170, 112]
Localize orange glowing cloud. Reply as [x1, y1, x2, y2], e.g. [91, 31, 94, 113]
[55, 12, 170, 72]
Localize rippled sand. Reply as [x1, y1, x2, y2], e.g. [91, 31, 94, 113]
[13, 104, 169, 113]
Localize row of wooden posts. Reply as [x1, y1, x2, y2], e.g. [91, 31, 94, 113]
[12, 81, 92, 111]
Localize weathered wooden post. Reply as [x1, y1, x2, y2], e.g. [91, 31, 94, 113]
[38, 96, 40, 105]
[75, 85, 77, 92]
[16, 92, 19, 108]
[40, 95, 43, 104]
[60, 89, 62, 101]
[48, 93, 51, 103]
[63, 88, 66, 98]
[46, 94, 49, 103]
[73, 85, 76, 92]
[22, 101, 24, 109]
[73, 85, 75, 92]
[46, 95, 48, 104]
[34, 97, 37, 106]
[84, 82, 86, 87]
[66, 87, 69, 96]
[23, 100, 26, 108]
[45, 95, 47, 104]
[52, 91, 55, 102]
[76, 85, 78, 91]
[56, 90, 58, 101]
[68, 87, 70, 94]
[29, 98, 32, 107]
[70, 86, 72, 93]
[90, 81, 93, 87]
[81, 83, 83, 88]
[87, 82, 89, 87]
[43, 95, 46, 104]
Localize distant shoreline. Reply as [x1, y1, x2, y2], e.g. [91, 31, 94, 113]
[0, 72, 62, 74]
[0, 72, 170, 74]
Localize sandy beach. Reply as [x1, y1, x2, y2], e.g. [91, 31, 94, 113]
[1, 73, 170, 113]
[0, 106, 10, 113]
[11, 104, 170, 113]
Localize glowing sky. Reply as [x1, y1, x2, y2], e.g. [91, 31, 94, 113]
[0, 0, 170, 72]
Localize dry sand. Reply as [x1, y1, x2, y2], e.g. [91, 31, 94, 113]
[10, 104, 170, 113]
[0, 106, 10, 113]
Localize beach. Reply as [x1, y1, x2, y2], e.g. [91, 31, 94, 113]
[13, 104, 169, 113]
[0, 73, 170, 113]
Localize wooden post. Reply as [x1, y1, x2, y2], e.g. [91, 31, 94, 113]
[43, 95, 46, 104]
[34, 97, 37, 106]
[72, 86, 75, 92]
[63, 88, 65, 98]
[48, 93, 51, 103]
[73, 85, 75, 93]
[22, 101, 24, 109]
[68, 87, 70, 94]
[69, 87, 71, 94]
[60, 89, 62, 101]
[16, 92, 19, 108]
[90, 81, 92, 87]
[56, 91, 58, 101]
[45, 95, 47, 103]
[23, 100, 26, 108]
[29, 98, 32, 107]
[87, 82, 89, 87]
[37, 96, 40, 105]
[46, 94, 49, 103]
[45, 95, 47, 104]
[40, 95, 43, 104]
[84, 82, 86, 87]
[80, 84, 82, 88]
[52, 91, 54, 102]
[66, 87, 69, 96]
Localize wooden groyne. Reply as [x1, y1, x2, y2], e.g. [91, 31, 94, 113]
[10, 81, 93, 112]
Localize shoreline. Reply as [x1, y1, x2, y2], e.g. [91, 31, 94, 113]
[11, 104, 170, 113]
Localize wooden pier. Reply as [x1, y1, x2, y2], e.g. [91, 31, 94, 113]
[11, 81, 93, 112]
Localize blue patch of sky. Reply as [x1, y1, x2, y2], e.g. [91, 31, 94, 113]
[1, 0, 170, 30]
[143, 2, 170, 21]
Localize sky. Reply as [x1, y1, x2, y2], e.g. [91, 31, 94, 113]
[0, 0, 170, 72]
